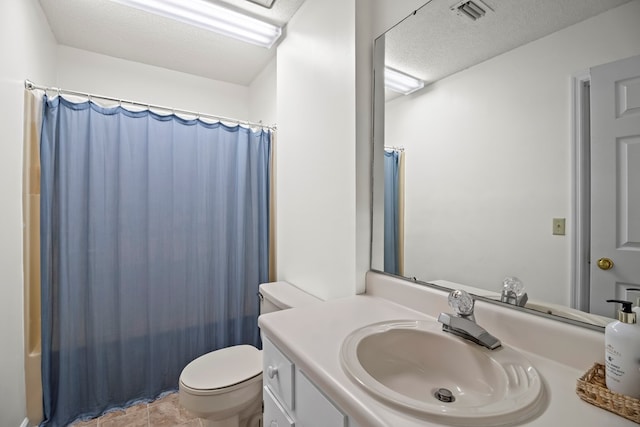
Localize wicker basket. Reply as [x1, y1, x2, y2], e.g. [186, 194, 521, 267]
[576, 363, 640, 424]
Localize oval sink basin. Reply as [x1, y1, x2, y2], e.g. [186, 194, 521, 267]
[341, 320, 544, 426]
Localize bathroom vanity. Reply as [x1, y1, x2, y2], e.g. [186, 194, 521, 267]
[258, 272, 636, 426]
[262, 336, 355, 427]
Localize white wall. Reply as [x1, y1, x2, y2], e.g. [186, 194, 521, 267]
[271, 0, 442, 300]
[276, 0, 358, 300]
[56, 46, 250, 119]
[385, 1, 640, 305]
[0, 1, 57, 425]
[249, 57, 277, 126]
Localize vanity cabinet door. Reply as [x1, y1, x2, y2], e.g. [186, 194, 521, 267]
[295, 370, 346, 427]
[262, 336, 352, 427]
[264, 386, 295, 427]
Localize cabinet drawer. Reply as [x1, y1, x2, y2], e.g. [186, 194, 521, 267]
[264, 386, 295, 427]
[263, 337, 295, 410]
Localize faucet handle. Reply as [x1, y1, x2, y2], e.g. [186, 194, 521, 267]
[448, 289, 474, 316]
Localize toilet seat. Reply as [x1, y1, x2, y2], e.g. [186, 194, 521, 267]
[179, 345, 262, 396]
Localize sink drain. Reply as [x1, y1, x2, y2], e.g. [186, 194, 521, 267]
[434, 388, 455, 403]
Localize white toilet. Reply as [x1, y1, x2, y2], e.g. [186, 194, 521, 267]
[178, 281, 321, 427]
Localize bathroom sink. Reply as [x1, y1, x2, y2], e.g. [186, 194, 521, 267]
[340, 320, 544, 426]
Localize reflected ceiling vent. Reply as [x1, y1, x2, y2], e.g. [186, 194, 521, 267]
[451, 0, 492, 21]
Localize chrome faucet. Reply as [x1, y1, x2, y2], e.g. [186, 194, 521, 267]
[437, 289, 502, 350]
[500, 276, 528, 307]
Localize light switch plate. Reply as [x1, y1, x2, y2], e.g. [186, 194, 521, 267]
[553, 218, 566, 235]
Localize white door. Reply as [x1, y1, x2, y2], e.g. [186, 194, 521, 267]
[590, 54, 640, 318]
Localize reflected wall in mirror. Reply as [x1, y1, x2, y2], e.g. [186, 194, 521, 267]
[372, 0, 640, 327]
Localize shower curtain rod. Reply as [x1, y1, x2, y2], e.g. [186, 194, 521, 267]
[384, 146, 405, 151]
[24, 79, 276, 131]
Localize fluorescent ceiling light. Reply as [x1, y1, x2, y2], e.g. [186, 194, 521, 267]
[384, 67, 424, 95]
[109, 0, 282, 48]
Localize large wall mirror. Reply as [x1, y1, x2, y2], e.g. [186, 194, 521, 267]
[371, 0, 640, 329]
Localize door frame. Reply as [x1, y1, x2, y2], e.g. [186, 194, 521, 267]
[570, 70, 591, 312]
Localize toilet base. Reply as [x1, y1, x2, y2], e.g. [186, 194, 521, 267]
[200, 414, 238, 427]
[199, 401, 261, 427]
[182, 384, 262, 427]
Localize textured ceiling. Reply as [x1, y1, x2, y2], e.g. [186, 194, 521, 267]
[38, 0, 305, 86]
[385, 0, 634, 91]
[39, 0, 634, 88]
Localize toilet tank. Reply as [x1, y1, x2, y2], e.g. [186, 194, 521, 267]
[259, 281, 322, 315]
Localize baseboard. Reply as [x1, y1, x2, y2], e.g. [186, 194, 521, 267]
[20, 417, 31, 427]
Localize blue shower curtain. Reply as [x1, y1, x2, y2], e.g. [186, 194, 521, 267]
[384, 150, 400, 275]
[39, 96, 271, 427]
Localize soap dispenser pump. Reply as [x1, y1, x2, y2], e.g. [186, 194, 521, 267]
[604, 299, 640, 398]
[625, 288, 640, 315]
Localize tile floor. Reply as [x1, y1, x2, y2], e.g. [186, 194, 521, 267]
[68, 392, 203, 427]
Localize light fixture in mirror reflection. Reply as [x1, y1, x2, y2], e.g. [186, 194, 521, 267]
[384, 67, 424, 95]
[371, 0, 640, 328]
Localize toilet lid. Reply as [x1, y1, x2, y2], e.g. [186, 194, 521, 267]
[181, 345, 262, 390]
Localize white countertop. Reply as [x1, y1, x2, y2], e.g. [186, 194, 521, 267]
[258, 294, 636, 427]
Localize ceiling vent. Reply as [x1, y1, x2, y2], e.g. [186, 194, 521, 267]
[451, 0, 492, 21]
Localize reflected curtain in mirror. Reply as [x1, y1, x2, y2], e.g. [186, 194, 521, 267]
[39, 96, 271, 427]
[384, 149, 404, 275]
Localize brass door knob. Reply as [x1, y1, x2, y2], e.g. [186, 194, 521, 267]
[597, 257, 614, 270]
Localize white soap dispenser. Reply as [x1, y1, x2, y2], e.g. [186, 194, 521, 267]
[605, 299, 640, 398]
